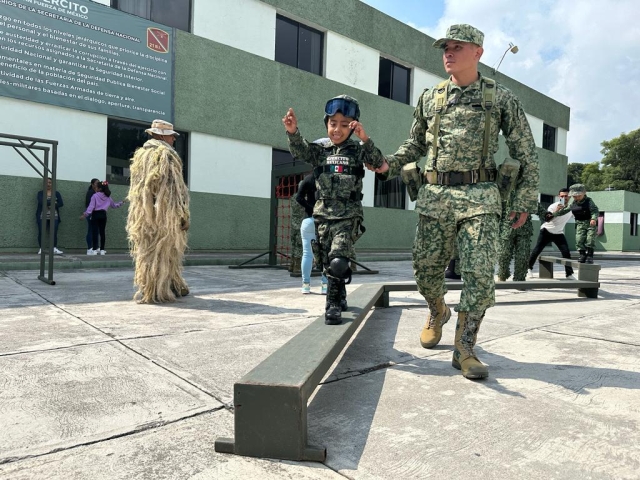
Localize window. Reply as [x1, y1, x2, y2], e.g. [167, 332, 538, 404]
[375, 58, 411, 208]
[106, 118, 188, 186]
[540, 193, 555, 211]
[378, 58, 411, 105]
[543, 123, 556, 152]
[631, 213, 638, 236]
[111, 0, 192, 32]
[275, 15, 323, 76]
[272, 149, 297, 169]
[374, 177, 406, 210]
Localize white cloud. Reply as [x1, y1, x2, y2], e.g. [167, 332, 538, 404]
[413, 0, 640, 164]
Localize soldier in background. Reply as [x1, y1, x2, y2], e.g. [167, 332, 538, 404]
[372, 24, 538, 379]
[552, 183, 599, 264]
[496, 189, 533, 282]
[289, 191, 304, 274]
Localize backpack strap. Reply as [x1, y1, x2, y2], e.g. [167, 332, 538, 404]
[431, 80, 449, 169]
[481, 78, 496, 167]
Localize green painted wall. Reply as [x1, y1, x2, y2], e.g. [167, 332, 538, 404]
[259, 0, 570, 130]
[538, 149, 568, 195]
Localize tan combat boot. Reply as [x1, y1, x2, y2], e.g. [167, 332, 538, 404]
[419, 297, 451, 348]
[452, 312, 488, 379]
[292, 256, 302, 274]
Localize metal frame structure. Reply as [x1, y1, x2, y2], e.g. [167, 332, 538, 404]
[0, 133, 59, 285]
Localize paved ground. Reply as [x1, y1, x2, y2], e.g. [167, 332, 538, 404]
[0, 258, 639, 479]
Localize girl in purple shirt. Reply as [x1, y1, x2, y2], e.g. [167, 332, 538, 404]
[80, 181, 125, 255]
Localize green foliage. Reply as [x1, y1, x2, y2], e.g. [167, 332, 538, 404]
[568, 128, 640, 192]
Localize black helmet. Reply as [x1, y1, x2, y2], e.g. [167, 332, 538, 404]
[324, 95, 360, 125]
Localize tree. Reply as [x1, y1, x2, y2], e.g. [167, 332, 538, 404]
[566, 163, 584, 187]
[581, 162, 605, 191]
[599, 128, 640, 193]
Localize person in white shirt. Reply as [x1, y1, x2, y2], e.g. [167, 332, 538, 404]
[528, 188, 575, 279]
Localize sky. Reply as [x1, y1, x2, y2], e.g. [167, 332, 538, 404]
[361, 0, 640, 165]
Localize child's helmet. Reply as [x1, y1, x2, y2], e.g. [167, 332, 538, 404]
[324, 95, 360, 125]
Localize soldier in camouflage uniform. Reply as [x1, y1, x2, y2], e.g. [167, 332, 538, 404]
[283, 95, 385, 324]
[289, 195, 304, 274]
[552, 183, 599, 263]
[496, 189, 533, 281]
[372, 24, 538, 379]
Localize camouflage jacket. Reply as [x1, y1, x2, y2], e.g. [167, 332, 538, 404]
[384, 74, 539, 217]
[287, 130, 385, 220]
[554, 196, 599, 222]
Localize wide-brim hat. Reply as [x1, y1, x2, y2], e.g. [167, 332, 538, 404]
[569, 183, 586, 196]
[145, 119, 179, 136]
[433, 24, 484, 49]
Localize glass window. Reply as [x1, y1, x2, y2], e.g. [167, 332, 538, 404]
[540, 193, 554, 211]
[374, 177, 406, 210]
[631, 212, 638, 236]
[543, 123, 557, 152]
[275, 15, 323, 76]
[378, 57, 411, 104]
[112, 0, 192, 32]
[273, 148, 305, 169]
[106, 118, 188, 186]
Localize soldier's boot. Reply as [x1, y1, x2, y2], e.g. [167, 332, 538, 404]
[324, 278, 342, 325]
[444, 259, 462, 280]
[339, 280, 348, 311]
[452, 312, 489, 380]
[586, 247, 594, 264]
[419, 297, 451, 349]
[578, 250, 587, 263]
[292, 256, 302, 274]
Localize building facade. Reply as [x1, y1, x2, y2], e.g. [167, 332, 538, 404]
[1, 0, 577, 254]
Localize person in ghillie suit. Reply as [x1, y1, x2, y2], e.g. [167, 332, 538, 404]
[126, 119, 191, 303]
[551, 183, 599, 263]
[282, 95, 385, 324]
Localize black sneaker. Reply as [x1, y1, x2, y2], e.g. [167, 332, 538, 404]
[325, 305, 342, 325]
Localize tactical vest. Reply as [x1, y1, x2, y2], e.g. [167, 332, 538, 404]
[570, 198, 592, 221]
[431, 77, 496, 169]
[313, 140, 365, 202]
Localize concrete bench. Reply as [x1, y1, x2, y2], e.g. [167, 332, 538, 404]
[538, 255, 601, 298]
[214, 271, 601, 462]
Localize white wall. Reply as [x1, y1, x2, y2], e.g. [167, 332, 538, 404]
[325, 32, 380, 95]
[90, 0, 110, 5]
[192, 0, 276, 60]
[556, 127, 567, 156]
[189, 132, 272, 198]
[411, 67, 444, 107]
[526, 113, 544, 149]
[0, 98, 107, 182]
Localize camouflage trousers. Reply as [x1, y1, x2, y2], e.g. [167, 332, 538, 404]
[316, 217, 362, 268]
[413, 212, 499, 313]
[575, 220, 596, 250]
[497, 215, 533, 281]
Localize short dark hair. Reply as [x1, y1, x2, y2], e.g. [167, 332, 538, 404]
[559, 188, 569, 194]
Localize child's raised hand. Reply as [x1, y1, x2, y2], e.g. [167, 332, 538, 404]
[349, 121, 369, 143]
[283, 108, 298, 134]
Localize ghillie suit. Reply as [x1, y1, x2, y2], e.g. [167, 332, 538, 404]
[126, 139, 190, 303]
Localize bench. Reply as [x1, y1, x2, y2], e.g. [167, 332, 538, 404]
[214, 270, 601, 461]
[538, 255, 601, 298]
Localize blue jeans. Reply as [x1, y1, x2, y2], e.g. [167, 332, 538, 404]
[85, 216, 95, 249]
[301, 217, 327, 286]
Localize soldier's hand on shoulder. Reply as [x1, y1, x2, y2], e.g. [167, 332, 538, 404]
[372, 160, 390, 174]
[349, 121, 369, 143]
[283, 108, 298, 134]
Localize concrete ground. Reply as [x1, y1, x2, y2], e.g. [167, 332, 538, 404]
[0, 258, 639, 479]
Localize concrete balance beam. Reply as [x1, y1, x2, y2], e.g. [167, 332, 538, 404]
[539, 255, 601, 298]
[215, 275, 600, 462]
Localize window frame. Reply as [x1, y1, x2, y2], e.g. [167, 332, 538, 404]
[275, 14, 324, 76]
[111, 0, 192, 32]
[631, 212, 638, 237]
[378, 57, 411, 105]
[542, 123, 557, 152]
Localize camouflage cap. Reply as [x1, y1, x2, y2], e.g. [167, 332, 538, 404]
[433, 24, 484, 48]
[569, 183, 586, 196]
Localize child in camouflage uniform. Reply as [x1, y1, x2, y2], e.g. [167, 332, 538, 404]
[282, 95, 385, 324]
[552, 183, 599, 263]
